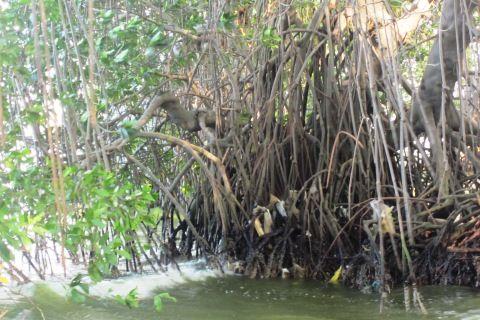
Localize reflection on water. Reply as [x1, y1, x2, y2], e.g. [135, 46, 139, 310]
[1, 273, 479, 320]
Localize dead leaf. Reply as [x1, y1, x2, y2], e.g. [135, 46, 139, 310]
[328, 0, 336, 10]
[263, 209, 273, 234]
[381, 205, 396, 236]
[269, 194, 280, 205]
[370, 200, 396, 235]
[329, 266, 343, 284]
[254, 218, 264, 237]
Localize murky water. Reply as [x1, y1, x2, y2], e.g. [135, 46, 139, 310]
[1, 270, 479, 320]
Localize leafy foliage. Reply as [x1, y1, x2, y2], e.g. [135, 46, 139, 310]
[65, 165, 156, 281]
[0, 148, 58, 261]
[115, 288, 139, 309]
[153, 292, 177, 313]
[69, 274, 89, 304]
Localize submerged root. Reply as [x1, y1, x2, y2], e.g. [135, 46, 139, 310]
[173, 187, 480, 289]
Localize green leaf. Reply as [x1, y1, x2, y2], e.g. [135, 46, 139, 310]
[157, 292, 177, 302]
[119, 120, 138, 138]
[108, 25, 124, 40]
[63, 166, 76, 177]
[117, 288, 139, 309]
[102, 10, 114, 24]
[220, 12, 236, 30]
[117, 249, 132, 260]
[153, 294, 163, 312]
[145, 47, 155, 57]
[91, 218, 106, 228]
[119, 127, 129, 139]
[261, 27, 281, 48]
[115, 294, 126, 306]
[0, 242, 12, 261]
[112, 238, 123, 249]
[32, 225, 48, 236]
[114, 49, 129, 63]
[79, 283, 90, 295]
[71, 288, 86, 304]
[388, 0, 404, 9]
[120, 119, 137, 129]
[106, 252, 118, 265]
[29, 212, 45, 225]
[88, 263, 103, 282]
[126, 17, 141, 30]
[70, 273, 84, 287]
[153, 292, 176, 313]
[149, 31, 168, 47]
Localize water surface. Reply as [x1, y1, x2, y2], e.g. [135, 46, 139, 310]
[1, 274, 479, 319]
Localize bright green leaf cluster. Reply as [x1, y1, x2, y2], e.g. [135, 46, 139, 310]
[261, 28, 282, 49]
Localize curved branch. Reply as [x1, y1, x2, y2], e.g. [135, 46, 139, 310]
[411, 0, 478, 132]
[136, 93, 216, 132]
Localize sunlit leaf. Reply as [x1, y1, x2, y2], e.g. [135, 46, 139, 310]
[254, 217, 264, 237]
[328, 266, 342, 284]
[154, 292, 176, 313]
[114, 49, 130, 63]
[117, 249, 132, 260]
[154, 294, 163, 312]
[115, 288, 139, 309]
